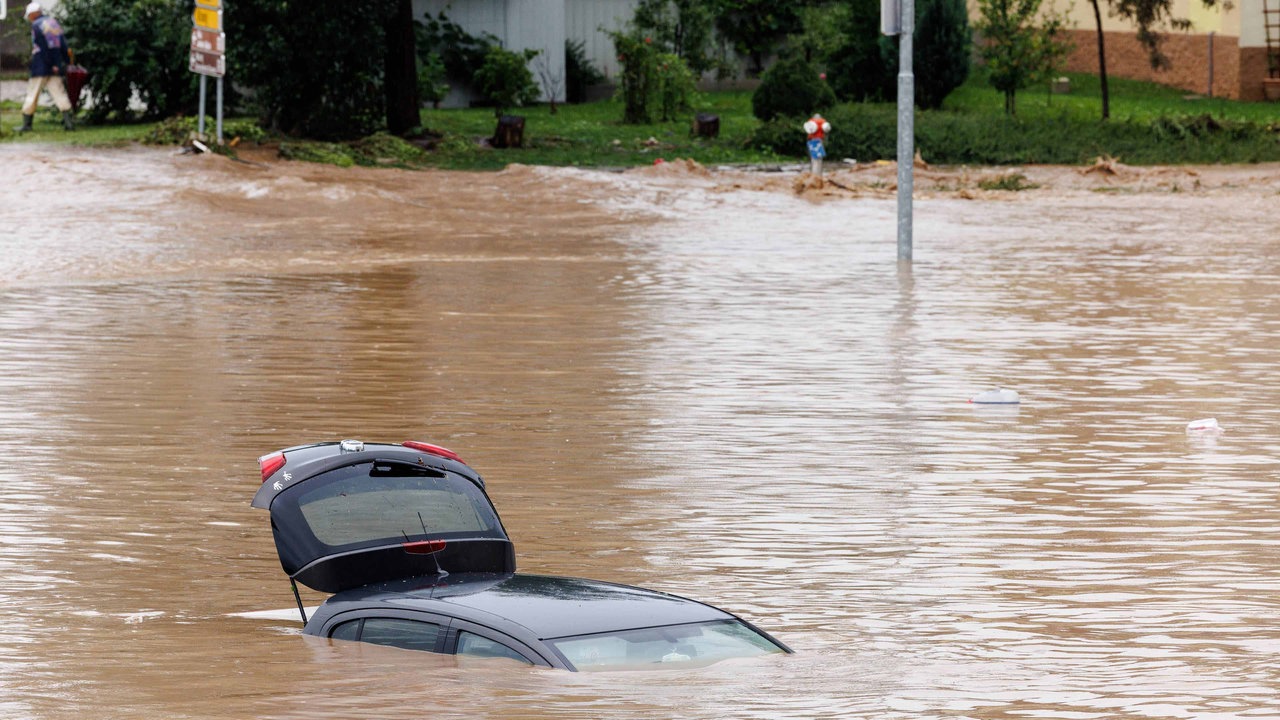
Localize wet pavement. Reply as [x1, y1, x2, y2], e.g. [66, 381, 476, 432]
[1, 144, 1280, 719]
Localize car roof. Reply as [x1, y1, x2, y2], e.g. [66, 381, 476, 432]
[316, 573, 733, 640]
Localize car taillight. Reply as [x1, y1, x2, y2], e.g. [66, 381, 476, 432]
[402, 539, 447, 554]
[259, 452, 286, 482]
[402, 441, 463, 463]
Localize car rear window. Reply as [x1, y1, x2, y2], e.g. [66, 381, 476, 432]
[548, 620, 785, 671]
[290, 462, 503, 547]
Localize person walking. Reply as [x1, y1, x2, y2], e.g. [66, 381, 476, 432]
[18, 2, 75, 133]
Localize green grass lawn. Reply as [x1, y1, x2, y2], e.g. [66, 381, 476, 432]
[3, 71, 1278, 168]
[416, 90, 785, 170]
[946, 70, 1280, 125]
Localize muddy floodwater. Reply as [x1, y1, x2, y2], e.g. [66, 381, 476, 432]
[2, 144, 1280, 719]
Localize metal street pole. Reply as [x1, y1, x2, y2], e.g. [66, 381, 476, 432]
[896, 0, 915, 262]
[198, 74, 207, 137]
[216, 77, 223, 144]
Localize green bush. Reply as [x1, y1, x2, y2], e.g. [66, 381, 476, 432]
[610, 31, 699, 124]
[565, 39, 606, 103]
[751, 54, 835, 121]
[418, 52, 449, 109]
[752, 104, 1280, 165]
[656, 52, 698, 121]
[140, 116, 267, 145]
[416, 11, 495, 86]
[279, 132, 432, 168]
[631, 0, 726, 77]
[915, 0, 971, 109]
[611, 31, 662, 124]
[473, 46, 541, 117]
[714, 0, 803, 76]
[824, 0, 896, 103]
[228, 1, 394, 140]
[59, 0, 198, 121]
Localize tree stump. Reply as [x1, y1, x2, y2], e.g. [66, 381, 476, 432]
[692, 113, 720, 139]
[492, 115, 525, 149]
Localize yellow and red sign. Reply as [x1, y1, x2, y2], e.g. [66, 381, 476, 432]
[190, 0, 226, 77]
[192, 6, 221, 31]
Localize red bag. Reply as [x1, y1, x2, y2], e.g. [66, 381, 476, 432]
[64, 64, 88, 110]
[64, 48, 89, 111]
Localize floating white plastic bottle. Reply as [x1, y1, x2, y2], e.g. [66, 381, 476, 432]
[969, 388, 1020, 404]
[1185, 418, 1222, 432]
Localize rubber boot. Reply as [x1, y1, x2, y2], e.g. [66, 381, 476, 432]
[16, 114, 34, 134]
[62, 111, 75, 131]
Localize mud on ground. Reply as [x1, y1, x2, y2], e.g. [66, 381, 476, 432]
[623, 155, 1280, 200]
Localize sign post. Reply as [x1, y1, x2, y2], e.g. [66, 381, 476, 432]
[883, 0, 914, 262]
[189, 0, 226, 144]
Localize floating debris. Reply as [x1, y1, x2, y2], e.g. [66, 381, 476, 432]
[1186, 418, 1223, 433]
[969, 388, 1020, 404]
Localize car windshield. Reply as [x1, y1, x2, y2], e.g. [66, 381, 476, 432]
[548, 620, 785, 672]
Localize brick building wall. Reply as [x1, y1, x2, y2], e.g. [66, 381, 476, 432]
[1061, 29, 1258, 100]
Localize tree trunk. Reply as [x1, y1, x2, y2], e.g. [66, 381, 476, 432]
[692, 113, 720, 138]
[384, 0, 420, 135]
[492, 115, 525, 148]
[1089, 0, 1110, 120]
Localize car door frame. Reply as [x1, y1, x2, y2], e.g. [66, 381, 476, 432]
[319, 608, 453, 654]
[442, 618, 560, 668]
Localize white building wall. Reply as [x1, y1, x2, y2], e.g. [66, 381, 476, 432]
[413, 0, 567, 104]
[418, 0, 507, 39]
[564, 0, 638, 79]
[507, 0, 565, 101]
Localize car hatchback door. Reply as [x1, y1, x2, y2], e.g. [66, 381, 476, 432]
[257, 455, 516, 593]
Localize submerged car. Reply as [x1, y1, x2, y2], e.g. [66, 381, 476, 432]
[251, 440, 791, 671]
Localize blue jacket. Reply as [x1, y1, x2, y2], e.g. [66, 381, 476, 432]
[29, 15, 70, 77]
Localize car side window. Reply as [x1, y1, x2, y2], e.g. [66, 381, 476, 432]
[329, 619, 361, 642]
[456, 630, 532, 665]
[357, 618, 443, 652]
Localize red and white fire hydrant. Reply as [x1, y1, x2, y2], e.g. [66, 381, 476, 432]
[803, 113, 831, 176]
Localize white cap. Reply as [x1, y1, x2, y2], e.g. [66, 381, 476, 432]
[25, 2, 42, 16]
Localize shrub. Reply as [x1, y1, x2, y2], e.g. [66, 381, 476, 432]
[973, 0, 1072, 115]
[140, 116, 267, 145]
[752, 103, 1280, 165]
[656, 52, 698, 121]
[824, 0, 897, 103]
[473, 46, 541, 117]
[751, 54, 835, 121]
[418, 52, 449, 109]
[611, 31, 662, 124]
[715, 0, 803, 76]
[228, 0, 394, 139]
[565, 39, 606, 104]
[915, 0, 971, 109]
[59, 0, 197, 121]
[278, 132, 432, 168]
[631, 0, 726, 76]
[610, 31, 699, 124]
[416, 11, 495, 89]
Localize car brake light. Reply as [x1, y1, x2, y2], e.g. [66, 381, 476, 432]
[402, 441, 463, 463]
[259, 452, 286, 482]
[402, 539, 447, 554]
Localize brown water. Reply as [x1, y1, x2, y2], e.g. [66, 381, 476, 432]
[2, 144, 1279, 719]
